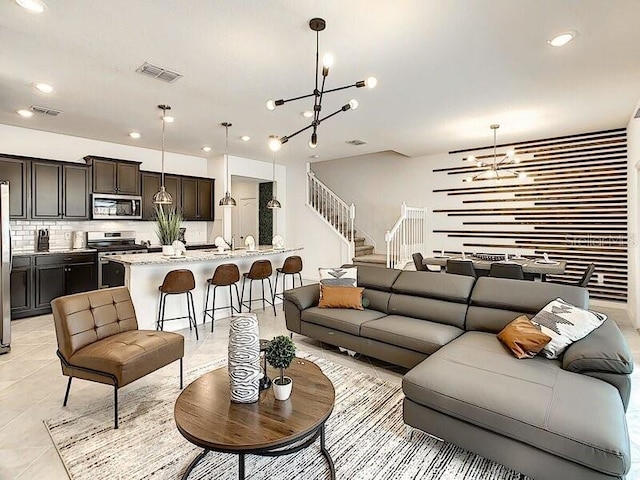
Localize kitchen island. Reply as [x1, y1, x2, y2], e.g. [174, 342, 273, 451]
[108, 247, 303, 331]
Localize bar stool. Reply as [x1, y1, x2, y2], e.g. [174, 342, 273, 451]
[203, 263, 241, 331]
[241, 260, 276, 315]
[274, 256, 303, 309]
[157, 269, 199, 340]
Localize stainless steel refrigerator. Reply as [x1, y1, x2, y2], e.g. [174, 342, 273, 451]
[1, 181, 11, 354]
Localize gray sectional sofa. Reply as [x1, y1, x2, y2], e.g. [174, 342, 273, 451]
[283, 265, 633, 480]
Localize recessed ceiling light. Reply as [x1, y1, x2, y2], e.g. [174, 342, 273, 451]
[547, 31, 577, 47]
[128, 132, 141, 139]
[15, 0, 45, 13]
[33, 82, 54, 94]
[311, 155, 319, 159]
[240, 135, 251, 142]
[202, 146, 212, 152]
[162, 115, 174, 123]
[302, 111, 313, 118]
[16, 109, 34, 118]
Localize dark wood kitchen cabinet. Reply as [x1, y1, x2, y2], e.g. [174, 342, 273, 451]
[140, 171, 181, 220]
[31, 161, 90, 219]
[0, 156, 29, 219]
[10, 256, 33, 318]
[182, 177, 214, 221]
[85, 156, 141, 195]
[34, 253, 97, 311]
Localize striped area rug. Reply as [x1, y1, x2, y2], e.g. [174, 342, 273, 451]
[45, 353, 528, 480]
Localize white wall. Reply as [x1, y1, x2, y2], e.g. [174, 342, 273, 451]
[627, 100, 640, 327]
[230, 178, 259, 242]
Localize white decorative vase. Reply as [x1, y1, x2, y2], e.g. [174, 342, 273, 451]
[273, 376, 293, 401]
[162, 245, 174, 256]
[228, 314, 260, 403]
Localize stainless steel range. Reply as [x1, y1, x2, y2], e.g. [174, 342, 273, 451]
[87, 231, 147, 288]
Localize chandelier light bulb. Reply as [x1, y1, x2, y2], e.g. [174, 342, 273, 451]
[365, 77, 377, 89]
[266, 99, 276, 111]
[348, 99, 359, 110]
[302, 110, 313, 118]
[322, 53, 334, 68]
[269, 137, 282, 152]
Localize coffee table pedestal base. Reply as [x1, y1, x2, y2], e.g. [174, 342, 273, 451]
[181, 423, 335, 480]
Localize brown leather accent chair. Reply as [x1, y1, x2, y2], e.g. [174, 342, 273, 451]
[52, 287, 184, 429]
[274, 256, 303, 310]
[203, 263, 242, 331]
[241, 260, 276, 315]
[157, 269, 199, 340]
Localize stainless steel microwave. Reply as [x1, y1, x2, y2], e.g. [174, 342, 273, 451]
[92, 194, 142, 220]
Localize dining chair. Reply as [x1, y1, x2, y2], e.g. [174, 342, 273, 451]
[446, 259, 477, 278]
[578, 263, 596, 287]
[489, 263, 525, 280]
[412, 252, 428, 271]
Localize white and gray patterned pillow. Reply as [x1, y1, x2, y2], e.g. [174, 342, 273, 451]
[318, 267, 358, 297]
[530, 298, 607, 359]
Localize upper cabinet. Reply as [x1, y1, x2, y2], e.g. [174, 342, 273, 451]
[0, 156, 29, 219]
[31, 161, 90, 219]
[84, 156, 141, 195]
[140, 171, 212, 221]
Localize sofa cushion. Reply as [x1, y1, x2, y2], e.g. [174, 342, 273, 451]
[301, 307, 387, 336]
[357, 265, 402, 291]
[360, 315, 463, 355]
[388, 294, 468, 329]
[466, 277, 589, 333]
[69, 330, 184, 387]
[318, 285, 364, 310]
[403, 332, 630, 476]
[392, 271, 475, 303]
[497, 315, 551, 359]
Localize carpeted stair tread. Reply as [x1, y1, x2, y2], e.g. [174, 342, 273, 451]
[352, 253, 387, 266]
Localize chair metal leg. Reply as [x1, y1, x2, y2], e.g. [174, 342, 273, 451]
[203, 283, 211, 324]
[261, 279, 266, 310]
[186, 293, 192, 331]
[160, 293, 168, 331]
[114, 385, 119, 429]
[267, 277, 276, 316]
[298, 272, 303, 287]
[228, 285, 234, 317]
[189, 292, 199, 340]
[179, 358, 183, 389]
[63, 377, 72, 406]
[241, 277, 246, 310]
[234, 283, 241, 313]
[248, 280, 253, 312]
[210, 286, 217, 332]
[274, 271, 279, 303]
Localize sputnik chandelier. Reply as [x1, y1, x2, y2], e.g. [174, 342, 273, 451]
[267, 17, 377, 152]
[463, 124, 526, 182]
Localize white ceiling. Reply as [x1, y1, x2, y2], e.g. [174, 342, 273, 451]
[1, 0, 640, 164]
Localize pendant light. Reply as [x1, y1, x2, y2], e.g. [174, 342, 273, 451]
[219, 122, 237, 207]
[152, 104, 173, 204]
[266, 146, 281, 209]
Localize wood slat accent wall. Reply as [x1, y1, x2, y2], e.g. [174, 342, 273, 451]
[433, 128, 627, 302]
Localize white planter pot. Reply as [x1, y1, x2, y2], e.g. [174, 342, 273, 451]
[162, 245, 174, 256]
[273, 376, 292, 400]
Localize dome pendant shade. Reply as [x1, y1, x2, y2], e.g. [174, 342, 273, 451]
[266, 197, 281, 209]
[153, 185, 173, 205]
[219, 191, 237, 207]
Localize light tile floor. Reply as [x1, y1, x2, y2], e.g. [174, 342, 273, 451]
[1, 305, 639, 479]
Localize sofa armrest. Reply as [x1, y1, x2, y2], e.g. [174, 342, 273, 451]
[283, 284, 320, 311]
[562, 319, 634, 375]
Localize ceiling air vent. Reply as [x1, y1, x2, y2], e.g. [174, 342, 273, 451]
[136, 62, 183, 83]
[30, 105, 62, 116]
[346, 139, 367, 146]
[635, 108, 640, 119]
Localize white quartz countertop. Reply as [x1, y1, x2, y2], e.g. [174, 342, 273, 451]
[106, 247, 303, 265]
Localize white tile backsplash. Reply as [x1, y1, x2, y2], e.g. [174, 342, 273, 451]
[9, 219, 220, 253]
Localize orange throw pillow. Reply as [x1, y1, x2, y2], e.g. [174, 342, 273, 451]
[318, 285, 364, 310]
[498, 315, 552, 359]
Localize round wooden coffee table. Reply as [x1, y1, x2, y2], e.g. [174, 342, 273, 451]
[174, 357, 336, 479]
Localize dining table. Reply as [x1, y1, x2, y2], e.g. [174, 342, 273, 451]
[422, 254, 566, 281]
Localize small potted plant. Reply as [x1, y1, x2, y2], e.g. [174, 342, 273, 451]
[265, 335, 297, 400]
[154, 205, 183, 256]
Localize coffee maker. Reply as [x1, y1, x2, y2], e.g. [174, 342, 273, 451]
[72, 231, 85, 249]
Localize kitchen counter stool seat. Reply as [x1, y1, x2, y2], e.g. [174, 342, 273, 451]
[157, 269, 199, 340]
[241, 259, 276, 315]
[274, 255, 303, 309]
[203, 263, 242, 331]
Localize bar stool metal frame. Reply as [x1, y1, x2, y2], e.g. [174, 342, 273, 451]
[241, 260, 276, 316]
[274, 256, 303, 309]
[157, 269, 199, 340]
[203, 263, 242, 332]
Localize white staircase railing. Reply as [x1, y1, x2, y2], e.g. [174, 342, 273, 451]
[385, 203, 428, 268]
[306, 165, 355, 259]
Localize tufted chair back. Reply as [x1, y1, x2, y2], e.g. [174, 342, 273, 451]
[52, 287, 138, 359]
